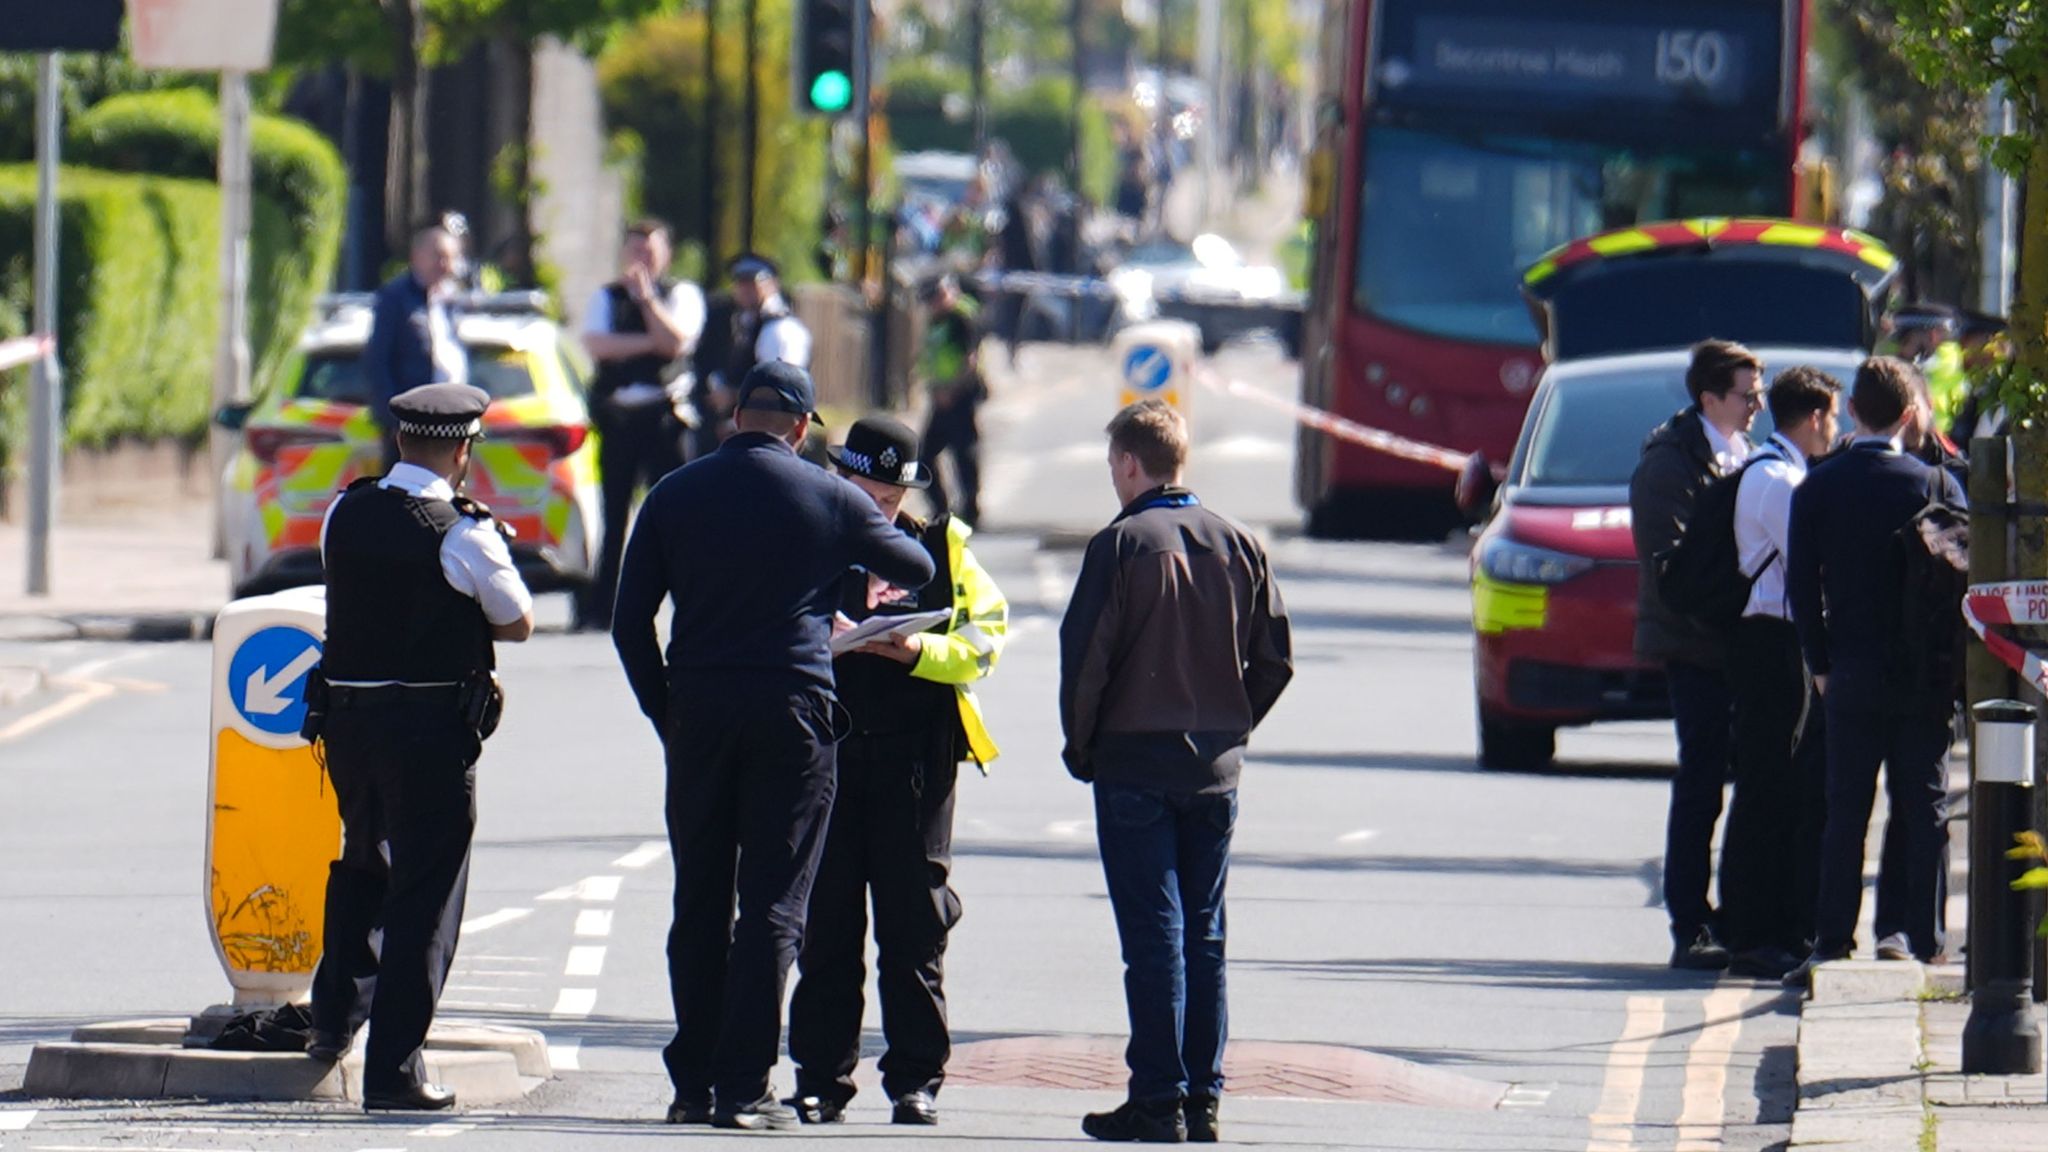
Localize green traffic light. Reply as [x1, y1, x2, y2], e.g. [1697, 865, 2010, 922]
[811, 70, 853, 113]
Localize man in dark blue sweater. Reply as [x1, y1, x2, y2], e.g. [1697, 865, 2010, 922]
[1784, 357, 1964, 986]
[612, 361, 935, 1130]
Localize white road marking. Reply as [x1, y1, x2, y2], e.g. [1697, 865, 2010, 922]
[459, 907, 530, 934]
[1336, 828, 1378, 845]
[0, 678, 114, 744]
[575, 909, 614, 938]
[457, 969, 542, 978]
[447, 984, 530, 994]
[551, 988, 598, 1018]
[538, 875, 621, 902]
[440, 999, 533, 1010]
[1673, 986, 1752, 1151]
[0, 1109, 35, 1130]
[548, 1039, 582, 1071]
[408, 1121, 475, 1137]
[1499, 1085, 1551, 1109]
[1044, 819, 1094, 838]
[613, 840, 668, 869]
[565, 946, 607, 978]
[1586, 995, 1666, 1152]
[1033, 554, 1069, 610]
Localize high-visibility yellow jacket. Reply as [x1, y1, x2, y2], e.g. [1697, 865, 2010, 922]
[1922, 341, 1967, 430]
[909, 516, 1008, 769]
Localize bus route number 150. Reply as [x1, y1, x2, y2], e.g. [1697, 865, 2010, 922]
[1655, 30, 1731, 89]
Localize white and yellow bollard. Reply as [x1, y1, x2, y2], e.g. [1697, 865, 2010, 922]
[1112, 320, 1201, 414]
[206, 585, 339, 1007]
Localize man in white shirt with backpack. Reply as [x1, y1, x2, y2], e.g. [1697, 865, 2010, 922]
[1718, 366, 1842, 980]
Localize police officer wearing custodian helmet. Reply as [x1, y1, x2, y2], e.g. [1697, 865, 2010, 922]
[786, 417, 1010, 1127]
[305, 383, 536, 1111]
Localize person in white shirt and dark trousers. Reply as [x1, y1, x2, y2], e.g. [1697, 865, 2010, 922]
[1719, 367, 1841, 980]
[580, 220, 707, 630]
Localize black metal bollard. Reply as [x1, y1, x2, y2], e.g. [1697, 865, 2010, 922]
[1962, 699, 2044, 1074]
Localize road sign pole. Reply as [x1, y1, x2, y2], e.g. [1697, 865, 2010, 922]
[25, 52, 63, 597]
[212, 69, 255, 562]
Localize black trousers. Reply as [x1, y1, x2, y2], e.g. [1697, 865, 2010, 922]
[663, 685, 843, 1108]
[586, 406, 684, 624]
[1664, 659, 1734, 940]
[1814, 685, 1952, 958]
[788, 730, 962, 1105]
[920, 404, 981, 527]
[309, 696, 479, 1091]
[1721, 616, 1827, 953]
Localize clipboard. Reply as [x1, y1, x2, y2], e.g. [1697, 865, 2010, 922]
[830, 609, 951, 655]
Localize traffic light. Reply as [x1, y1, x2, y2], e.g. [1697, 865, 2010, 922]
[795, 0, 865, 117]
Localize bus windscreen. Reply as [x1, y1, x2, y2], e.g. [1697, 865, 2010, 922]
[1543, 263, 1871, 360]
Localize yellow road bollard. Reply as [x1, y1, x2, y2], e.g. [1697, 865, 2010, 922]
[206, 585, 338, 1007]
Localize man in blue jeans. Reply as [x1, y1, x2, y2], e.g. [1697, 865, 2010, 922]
[1059, 400, 1293, 1143]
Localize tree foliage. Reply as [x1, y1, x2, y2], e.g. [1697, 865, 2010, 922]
[1877, 0, 2048, 424]
[275, 0, 680, 71]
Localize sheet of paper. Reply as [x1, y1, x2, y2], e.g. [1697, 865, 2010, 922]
[829, 609, 952, 655]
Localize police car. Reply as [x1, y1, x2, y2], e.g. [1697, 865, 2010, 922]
[1464, 219, 1899, 770]
[218, 292, 600, 598]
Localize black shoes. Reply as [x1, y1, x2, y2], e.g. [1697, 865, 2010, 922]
[784, 1094, 846, 1124]
[892, 1090, 940, 1125]
[1728, 946, 1801, 981]
[304, 1030, 349, 1063]
[1670, 927, 1732, 971]
[666, 1098, 713, 1125]
[1184, 1095, 1220, 1143]
[362, 1082, 456, 1112]
[1083, 1098, 1188, 1143]
[713, 1094, 801, 1131]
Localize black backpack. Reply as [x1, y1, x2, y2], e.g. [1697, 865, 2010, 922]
[1654, 450, 1781, 631]
[1890, 473, 1970, 706]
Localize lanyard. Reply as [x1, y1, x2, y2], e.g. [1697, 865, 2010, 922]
[1130, 491, 1199, 515]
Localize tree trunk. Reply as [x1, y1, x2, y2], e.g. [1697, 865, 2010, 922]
[383, 0, 429, 257]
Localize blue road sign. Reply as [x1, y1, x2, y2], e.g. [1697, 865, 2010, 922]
[227, 626, 324, 737]
[1123, 345, 1172, 393]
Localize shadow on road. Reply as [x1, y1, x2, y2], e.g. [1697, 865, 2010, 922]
[1251, 749, 1674, 781]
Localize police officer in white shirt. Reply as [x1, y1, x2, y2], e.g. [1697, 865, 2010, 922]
[581, 220, 708, 629]
[1719, 366, 1841, 980]
[307, 383, 534, 1112]
[694, 255, 813, 459]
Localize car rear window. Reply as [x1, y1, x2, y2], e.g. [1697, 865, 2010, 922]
[294, 348, 535, 403]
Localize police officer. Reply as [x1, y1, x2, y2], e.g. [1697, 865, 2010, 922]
[692, 255, 812, 460]
[580, 219, 707, 630]
[306, 383, 536, 1111]
[786, 417, 1008, 1128]
[917, 276, 986, 527]
[611, 363, 935, 1131]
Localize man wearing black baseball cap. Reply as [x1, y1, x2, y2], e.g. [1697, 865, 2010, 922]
[785, 417, 1010, 1128]
[612, 362, 935, 1131]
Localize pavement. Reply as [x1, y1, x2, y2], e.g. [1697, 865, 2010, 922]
[0, 500, 226, 642]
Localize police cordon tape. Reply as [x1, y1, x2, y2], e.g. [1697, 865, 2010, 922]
[1963, 581, 2048, 695]
[0, 333, 54, 374]
[1189, 364, 1506, 478]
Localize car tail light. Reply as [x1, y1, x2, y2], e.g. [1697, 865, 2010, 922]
[501, 424, 589, 459]
[247, 427, 342, 465]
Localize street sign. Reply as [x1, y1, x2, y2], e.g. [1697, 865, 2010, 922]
[208, 588, 338, 1004]
[1123, 345, 1173, 393]
[127, 0, 279, 71]
[0, 1, 124, 51]
[226, 625, 322, 737]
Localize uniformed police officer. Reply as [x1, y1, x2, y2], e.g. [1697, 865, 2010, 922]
[611, 363, 935, 1131]
[786, 417, 1009, 1128]
[692, 255, 813, 461]
[305, 383, 536, 1112]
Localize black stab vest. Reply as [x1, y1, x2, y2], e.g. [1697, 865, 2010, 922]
[322, 480, 494, 683]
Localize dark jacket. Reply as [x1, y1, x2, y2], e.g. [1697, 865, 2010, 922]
[1628, 407, 1728, 668]
[1787, 439, 1965, 705]
[364, 272, 463, 429]
[1058, 486, 1293, 793]
[610, 432, 936, 734]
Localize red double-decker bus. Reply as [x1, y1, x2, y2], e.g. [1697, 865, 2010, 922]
[1296, 0, 1815, 535]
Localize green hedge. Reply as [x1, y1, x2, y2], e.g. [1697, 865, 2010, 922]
[0, 166, 220, 449]
[68, 89, 345, 396]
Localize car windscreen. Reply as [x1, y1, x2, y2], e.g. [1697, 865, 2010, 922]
[1544, 262, 1870, 359]
[293, 348, 536, 404]
[1521, 368, 1779, 488]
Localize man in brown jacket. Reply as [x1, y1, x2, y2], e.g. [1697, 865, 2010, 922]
[1059, 400, 1293, 1144]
